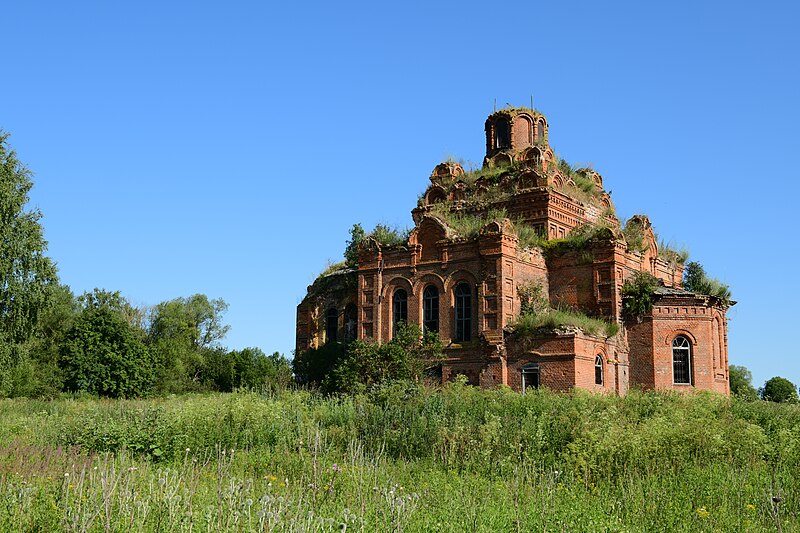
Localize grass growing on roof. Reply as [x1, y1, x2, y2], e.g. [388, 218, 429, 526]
[513, 307, 619, 338]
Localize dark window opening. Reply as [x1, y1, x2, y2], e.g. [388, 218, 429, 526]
[344, 304, 357, 342]
[454, 282, 472, 342]
[325, 308, 338, 343]
[595, 355, 603, 385]
[423, 285, 439, 333]
[522, 364, 540, 392]
[392, 289, 408, 335]
[672, 336, 692, 384]
[537, 119, 545, 142]
[496, 119, 510, 149]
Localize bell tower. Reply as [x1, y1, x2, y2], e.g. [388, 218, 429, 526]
[485, 107, 548, 161]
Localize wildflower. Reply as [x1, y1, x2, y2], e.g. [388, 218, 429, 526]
[186, 448, 190, 453]
[746, 504, 756, 511]
[331, 464, 342, 473]
[696, 507, 709, 519]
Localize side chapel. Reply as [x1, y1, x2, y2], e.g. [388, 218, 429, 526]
[296, 108, 732, 394]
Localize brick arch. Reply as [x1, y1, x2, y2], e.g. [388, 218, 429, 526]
[415, 217, 447, 263]
[536, 117, 548, 141]
[425, 186, 447, 205]
[381, 277, 416, 341]
[445, 271, 479, 343]
[512, 114, 533, 146]
[522, 147, 541, 164]
[662, 329, 698, 346]
[518, 171, 537, 189]
[492, 153, 513, 168]
[382, 276, 414, 299]
[412, 272, 446, 296]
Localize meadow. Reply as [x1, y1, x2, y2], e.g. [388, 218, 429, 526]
[0, 383, 798, 532]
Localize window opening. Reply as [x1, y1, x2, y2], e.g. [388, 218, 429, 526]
[537, 119, 545, 142]
[673, 336, 692, 384]
[595, 355, 603, 385]
[344, 304, 357, 342]
[325, 308, 338, 343]
[454, 282, 472, 342]
[392, 289, 408, 335]
[423, 285, 439, 333]
[496, 119, 510, 149]
[522, 363, 540, 392]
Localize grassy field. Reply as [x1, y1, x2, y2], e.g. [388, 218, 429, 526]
[0, 384, 798, 531]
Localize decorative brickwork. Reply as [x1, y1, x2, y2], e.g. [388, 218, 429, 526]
[297, 108, 732, 395]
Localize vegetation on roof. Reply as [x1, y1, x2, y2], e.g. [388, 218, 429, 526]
[512, 280, 619, 339]
[621, 271, 660, 321]
[621, 218, 649, 254]
[657, 238, 690, 268]
[428, 206, 547, 250]
[683, 261, 732, 305]
[539, 224, 616, 256]
[513, 308, 619, 338]
[493, 105, 543, 118]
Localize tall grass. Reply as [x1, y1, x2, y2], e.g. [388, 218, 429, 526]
[512, 308, 619, 338]
[0, 390, 797, 531]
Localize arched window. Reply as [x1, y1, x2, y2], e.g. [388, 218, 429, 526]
[537, 119, 545, 142]
[672, 336, 692, 384]
[344, 304, 357, 342]
[595, 355, 604, 385]
[325, 308, 338, 343]
[392, 289, 408, 335]
[454, 282, 472, 342]
[496, 119, 510, 149]
[423, 285, 439, 334]
[522, 363, 539, 392]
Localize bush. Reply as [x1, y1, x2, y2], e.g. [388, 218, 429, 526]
[326, 323, 443, 393]
[292, 342, 345, 388]
[621, 271, 659, 321]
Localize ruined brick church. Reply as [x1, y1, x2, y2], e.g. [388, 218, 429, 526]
[296, 107, 731, 394]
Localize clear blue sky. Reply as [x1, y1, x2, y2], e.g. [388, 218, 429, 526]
[3, 1, 798, 389]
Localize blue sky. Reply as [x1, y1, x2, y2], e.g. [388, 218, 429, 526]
[3, 1, 799, 389]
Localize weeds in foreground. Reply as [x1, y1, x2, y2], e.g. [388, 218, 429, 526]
[0, 390, 797, 531]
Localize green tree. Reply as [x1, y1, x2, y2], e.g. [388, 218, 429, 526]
[0, 131, 59, 394]
[760, 376, 799, 403]
[344, 223, 366, 267]
[326, 323, 443, 393]
[11, 284, 78, 397]
[148, 294, 230, 393]
[78, 288, 146, 332]
[205, 348, 293, 392]
[683, 261, 732, 304]
[292, 342, 345, 389]
[729, 364, 758, 401]
[60, 307, 154, 398]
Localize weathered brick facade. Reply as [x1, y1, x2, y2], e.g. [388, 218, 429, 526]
[297, 108, 731, 395]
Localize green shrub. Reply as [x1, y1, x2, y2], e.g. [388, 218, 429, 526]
[621, 271, 659, 321]
[683, 261, 732, 304]
[761, 376, 799, 403]
[59, 307, 154, 398]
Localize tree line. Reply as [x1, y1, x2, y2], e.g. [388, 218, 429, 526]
[0, 131, 291, 398]
[3, 130, 799, 400]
